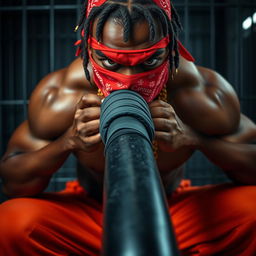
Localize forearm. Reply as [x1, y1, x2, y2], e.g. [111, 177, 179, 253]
[0, 134, 72, 197]
[197, 136, 256, 184]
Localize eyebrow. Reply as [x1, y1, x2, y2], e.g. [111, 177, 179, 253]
[95, 49, 165, 59]
[95, 50, 107, 58]
[149, 49, 165, 59]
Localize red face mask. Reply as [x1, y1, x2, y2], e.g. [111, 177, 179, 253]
[89, 37, 170, 102]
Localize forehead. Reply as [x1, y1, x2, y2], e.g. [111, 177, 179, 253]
[91, 17, 164, 50]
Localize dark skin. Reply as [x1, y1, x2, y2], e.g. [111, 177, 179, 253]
[0, 17, 256, 198]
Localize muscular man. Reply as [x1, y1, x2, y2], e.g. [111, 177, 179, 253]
[0, 0, 256, 255]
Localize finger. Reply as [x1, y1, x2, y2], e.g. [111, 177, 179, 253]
[174, 114, 185, 133]
[81, 133, 102, 147]
[154, 131, 177, 152]
[77, 94, 102, 109]
[149, 99, 170, 108]
[154, 131, 172, 142]
[153, 118, 176, 132]
[77, 120, 100, 137]
[150, 106, 175, 119]
[154, 129, 180, 140]
[75, 107, 101, 122]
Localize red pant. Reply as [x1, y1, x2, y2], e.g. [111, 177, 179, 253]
[0, 181, 255, 255]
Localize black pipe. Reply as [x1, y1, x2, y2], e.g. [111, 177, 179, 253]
[100, 90, 179, 256]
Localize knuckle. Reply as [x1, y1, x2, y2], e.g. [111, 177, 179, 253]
[163, 107, 172, 118]
[172, 120, 178, 129]
[169, 108, 175, 117]
[163, 106, 175, 118]
[164, 132, 172, 142]
[158, 100, 167, 107]
[77, 125, 84, 135]
[164, 119, 172, 130]
[77, 95, 86, 106]
[81, 95, 87, 102]
[82, 108, 94, 121]
[74, 109, 82, 119]
[172, 130, 178, 136]
[82, 109, 90, 118]
[83, 137, 94, 147]
[168, 119, 176, 128]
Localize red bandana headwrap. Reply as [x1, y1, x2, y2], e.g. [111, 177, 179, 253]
[86, 0, 171, 18]
[75, 0, 195, 102]
[76, 0, 194, 61]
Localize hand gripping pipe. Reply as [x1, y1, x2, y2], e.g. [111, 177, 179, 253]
[100, 90, 179, 256]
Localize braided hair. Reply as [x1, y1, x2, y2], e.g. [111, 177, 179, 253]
[75, 0, 182, 82]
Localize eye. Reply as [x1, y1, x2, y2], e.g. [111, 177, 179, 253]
[100, 58, 119, 69]
[143, 58, 159, 67]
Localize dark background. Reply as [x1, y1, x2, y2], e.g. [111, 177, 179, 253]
[0, 0, 255, 202]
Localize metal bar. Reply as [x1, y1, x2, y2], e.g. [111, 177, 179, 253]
[184, 0, 189, 47]
[2, 2, 256, 12]
[0, 100, 30, 105]
[0, 5, 78, 11]
[210, 0, 216, 69]
[9, 25, 14, 101]
[49, 0, 56, 191]
[249, 8, 254, 101]
[50, 0, 55, 72]
[238, 0, 243, 98]
[0, 9, 2, 155]
[8, 33, 15, 140]
[76, 0, 81, 40]
[231, 0, 239, 93]
[0, 12, 2, 100]
[22, 0, 28, 118]
[240, 96, 256, 100]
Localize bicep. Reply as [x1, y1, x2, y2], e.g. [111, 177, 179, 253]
[2, 121, 50, 161]
[221, 114, 256, 144]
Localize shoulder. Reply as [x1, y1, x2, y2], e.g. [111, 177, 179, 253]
[168, 57, 240, 135]
[28, 58, 92, 140]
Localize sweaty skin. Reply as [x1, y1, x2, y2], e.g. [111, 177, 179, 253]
[0, 18, 256, 198]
